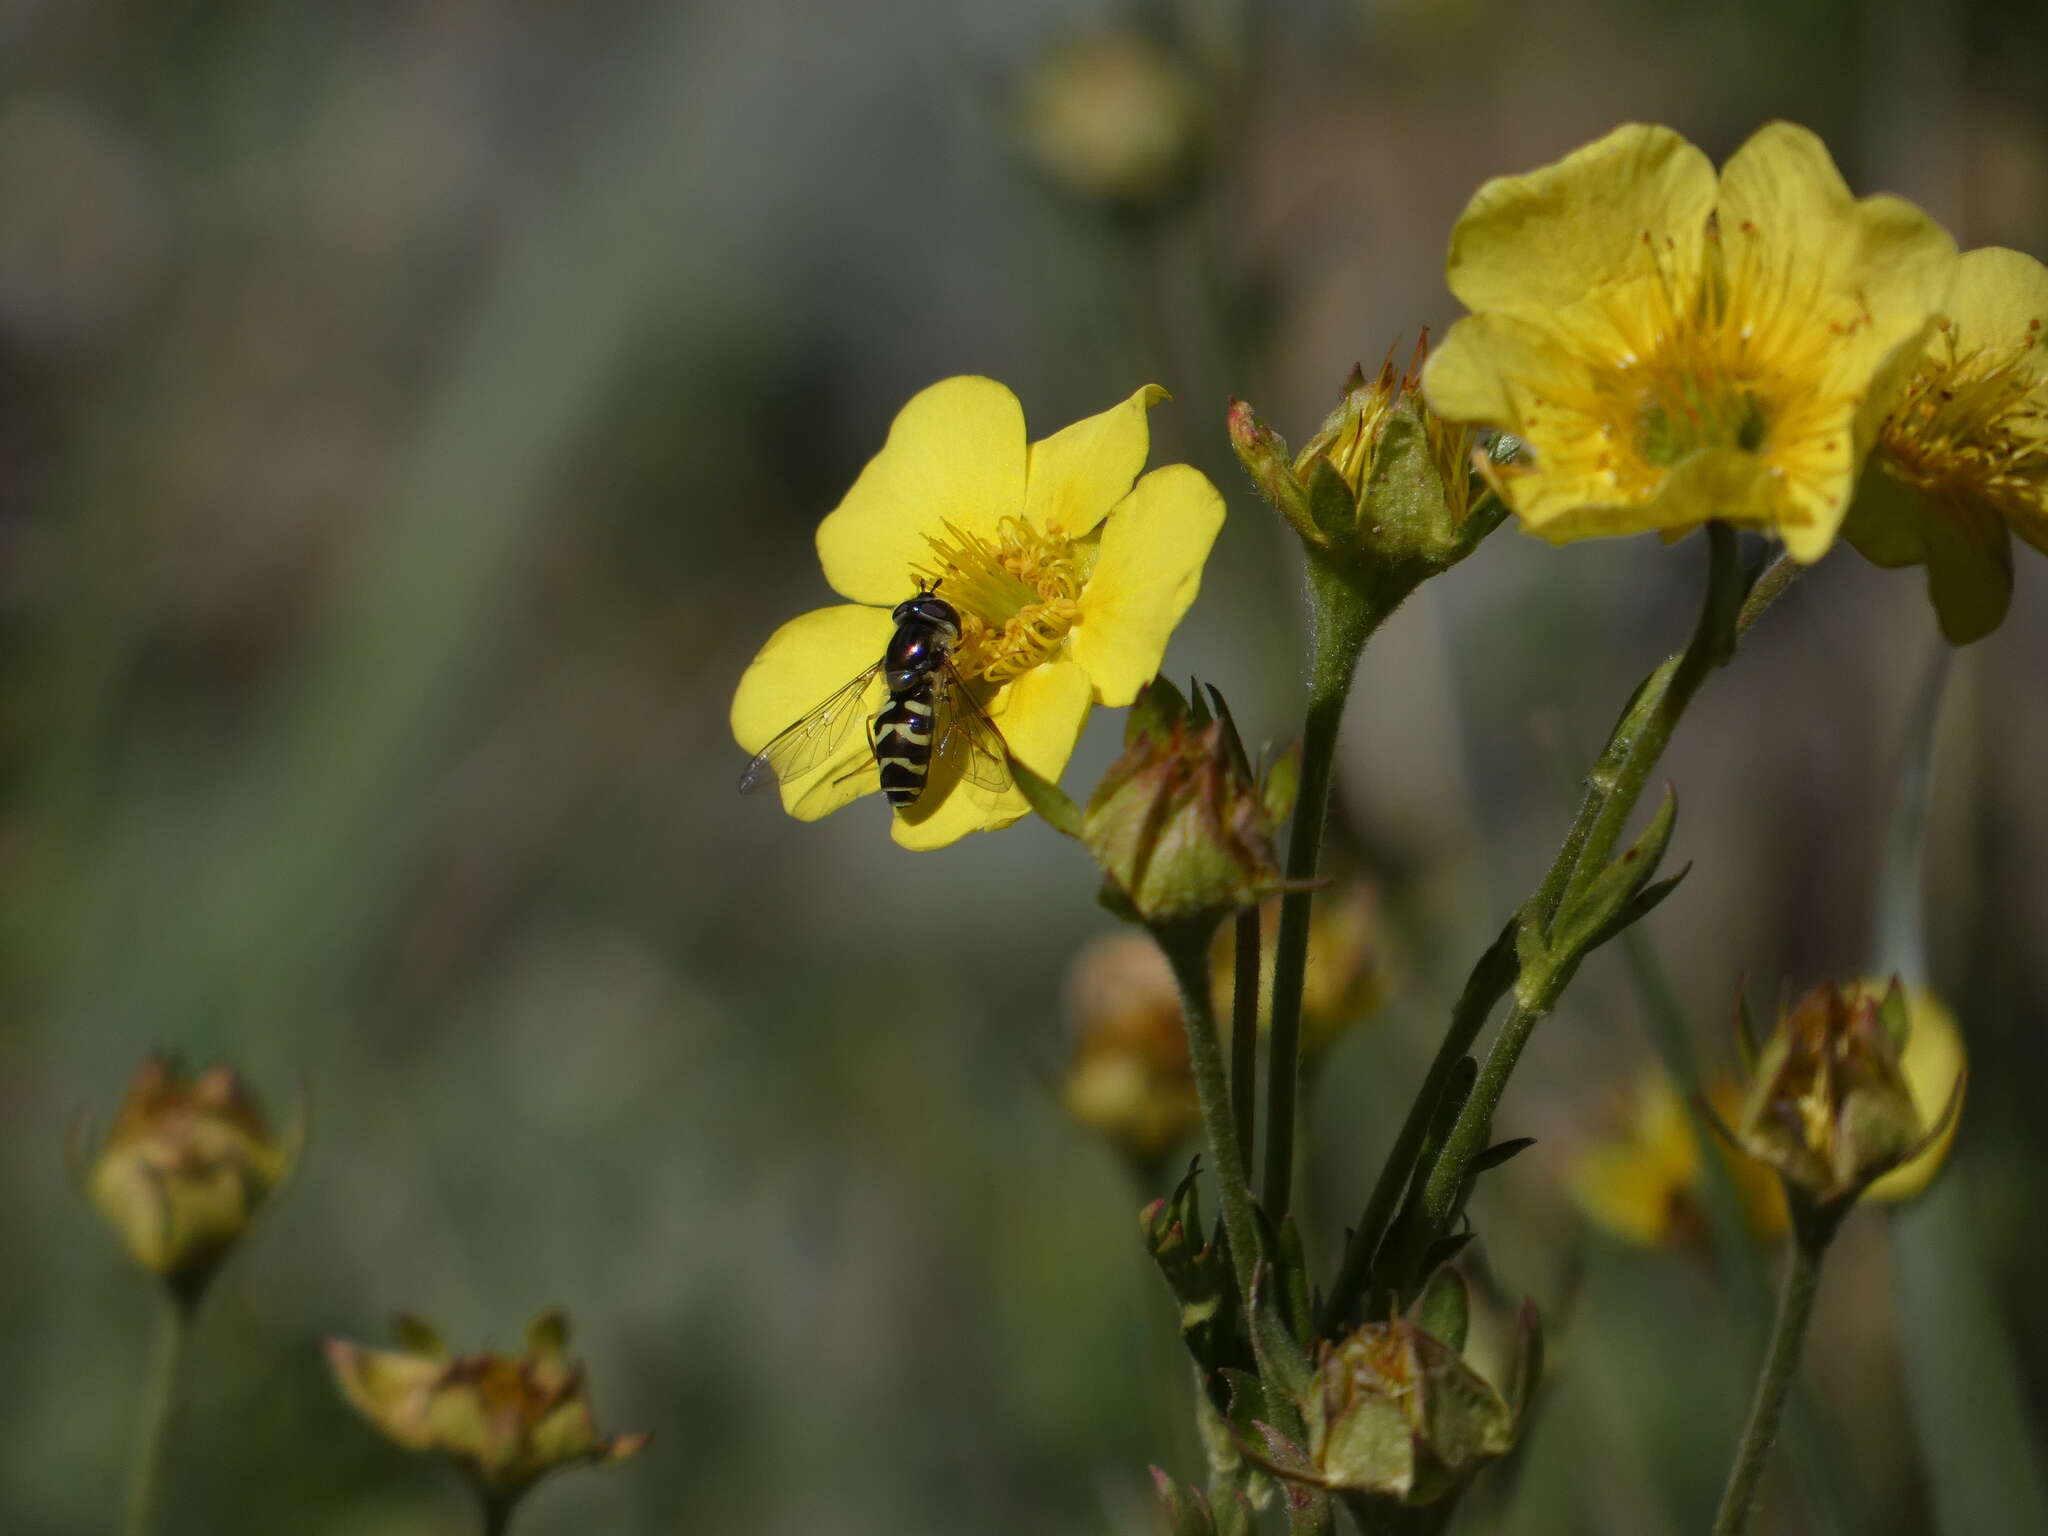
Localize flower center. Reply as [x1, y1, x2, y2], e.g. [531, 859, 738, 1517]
[1879, 321, 2047, 520]
[1553, 222, 1845, 505]
[916, 515, 1089, 685]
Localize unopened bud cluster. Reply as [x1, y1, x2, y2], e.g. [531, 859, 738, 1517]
[82, 1053, 296, 1302]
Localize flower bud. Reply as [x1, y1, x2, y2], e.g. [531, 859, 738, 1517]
[1061, 931, 1201, 1166]
[82, 1052, 295, 1300]
[1299, 1306, 1532, 1510]
[1082, 680, 1287, 928]
[1737, 978, 1954, 1212]
[326, 1310, 649, 1516]
[1231, 337, 1498, 575]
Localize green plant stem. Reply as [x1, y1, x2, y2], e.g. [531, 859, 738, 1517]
[1318, 920, 1515, 1331]
[1713, 1229, 1834, 1536]
[1230, 907, 1260, 1169]
[123, 1292, 197, 1536]
[1156, 920, 1264, 1303]
[1362, 523, 1754, 1297]
[481, 1491, 517, 1536]
[1264, 555, 1396, 1220]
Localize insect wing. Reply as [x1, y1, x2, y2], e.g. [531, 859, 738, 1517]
[931, 664, 1013, 795]
[738, 664, 885, 794]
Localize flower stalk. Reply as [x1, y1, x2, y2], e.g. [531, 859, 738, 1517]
[1264, 552, 1399, 1218]
[1712, 1212, 1839, 1536]
[123, 1292, 197, 1536]
[1155, 919, 1265, 1303]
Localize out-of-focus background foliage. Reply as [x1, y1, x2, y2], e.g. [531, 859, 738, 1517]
[4, 1, 2045, 1532]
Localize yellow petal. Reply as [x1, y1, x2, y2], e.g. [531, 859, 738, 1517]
[891, 656, 1092, 851]
[1945, 245, 2048, 349]
[1422, 311, 1582, 434]
[1445, 123, 1716, 349]
[1023, 384, 1169, 539]
[730, 604, 894, 821]
[815, 377, 1028, 606]
[1844, 465, 2014, 642]
[1719, 122, 1955, 395]
[1069, 463, 1225, 706]
[1866, 988, 1967, 1203]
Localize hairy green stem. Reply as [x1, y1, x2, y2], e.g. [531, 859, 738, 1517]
[1264, 556, 1395, 1220]
[1396, 523, 1752, 1277]
[1230, 907, 1260, 1171]
[123, 1293, 196, 1536]
[1319, 921, 1515, 1330]
[1157, 920, 1264, 1302]
[1713, 1229, 1833, 1536]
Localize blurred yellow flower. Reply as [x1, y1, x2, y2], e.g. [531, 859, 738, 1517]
[1213, 882, 1389, 1060]
[1569, 1072, 1786, 1248]
[731, 377, 1225, 850]
[1845, 245, 2048, 642]
[1060, 930, 1200, 1164]
[83, 1053, 296, 1299]
[326, 1310, 648, 1518]
[1020, 31, 1209, 214]
[1424, 122, 1955, 559]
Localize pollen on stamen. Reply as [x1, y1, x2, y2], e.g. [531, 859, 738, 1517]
[915, 514, 1089, 686]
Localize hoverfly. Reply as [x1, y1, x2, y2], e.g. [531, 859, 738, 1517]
[738, 583, 1013, 810]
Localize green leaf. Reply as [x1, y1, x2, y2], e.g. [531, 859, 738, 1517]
[1304, 456, 1359, 547]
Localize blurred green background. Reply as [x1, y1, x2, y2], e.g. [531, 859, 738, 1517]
[4, 1, 2046, 1532]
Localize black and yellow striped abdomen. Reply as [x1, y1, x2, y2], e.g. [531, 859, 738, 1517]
[874, 685, 936, 806]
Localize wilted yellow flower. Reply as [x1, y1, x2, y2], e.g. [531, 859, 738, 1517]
[1845, 245, 2048, 642]
[1212, 883, 1389, 1059]
[731, 378, 1225, 850]
[1424, 122, 1955, 559]
[83, 1053, 295, 1298]
[1060, 930, 1200, 1163]
[326, 1311, 648, 1516]
[1020, 31, 1209, 214]
[1569, 1072, 1786, 1247]
[1738, 978, 1960, 1210]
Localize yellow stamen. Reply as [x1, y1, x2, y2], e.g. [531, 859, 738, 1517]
[1878, 320, 2048, 522]
[917, 515, 1090, 685]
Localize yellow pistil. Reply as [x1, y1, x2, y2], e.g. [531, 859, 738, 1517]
[1877, 320, 2048, 521]
[917, 514, 1091, 685]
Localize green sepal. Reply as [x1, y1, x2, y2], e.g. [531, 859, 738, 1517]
[1305, 456, 1359, 548]
[1359, 395, 1455, 558]
[1009, 755, 1083, 839]
[1128, 676, 1190, 743]
[1410, 1264, 1471, 1355]
[1877, 975, 1914, 1051]
[391, 1313, 448, 1360]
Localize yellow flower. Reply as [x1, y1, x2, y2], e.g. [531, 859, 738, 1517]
[326, 1310, 649, 1516]
[1569, 1072, 1786, 1248]
[1423, 122, 1955, 559]
[1844, 245, 2048, 642]
[731, 377, 1225, 850]
[82, 1053, 298, 1299]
